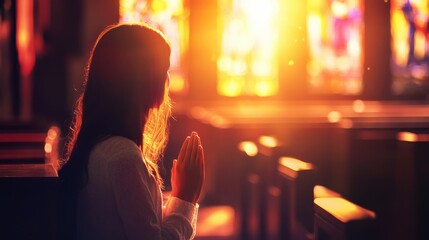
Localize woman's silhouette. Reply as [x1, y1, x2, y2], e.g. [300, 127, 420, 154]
[59, 23, 204, 239]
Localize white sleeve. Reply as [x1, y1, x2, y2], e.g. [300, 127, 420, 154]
[163, 196, 199, 239]
[108, 155, 195, 240]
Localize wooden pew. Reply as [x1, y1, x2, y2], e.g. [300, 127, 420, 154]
[277, 156, 316, 240]
[314, 185, 342, 198]
[0, 163, 59, 240]
[255, 136, 291, 240]
[394, 132, 429, 240]
[274, 160, 348, 239]
[239, 136, 289, 240]
[330, 118, 408, 239]
[237, 141, 264, 240]
[266, 184, 281, 240]
[314, 196, 376, 240]
[0, 132, 46, 163]
[0, 125, 60, 167]
[331, 119, 398, 202]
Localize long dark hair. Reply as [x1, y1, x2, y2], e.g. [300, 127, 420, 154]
[60, 23, 171, 191]
[58, 23, 172, 239]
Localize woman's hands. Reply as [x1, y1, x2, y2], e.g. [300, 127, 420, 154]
[171, 132, 205, 204]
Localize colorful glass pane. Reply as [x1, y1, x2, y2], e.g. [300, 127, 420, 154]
[307, 0, 364, 95]
[391, 0, 429, 95]
[217, 0, 279, 97]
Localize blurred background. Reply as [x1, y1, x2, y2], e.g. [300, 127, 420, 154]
[1, 0, 429, 239]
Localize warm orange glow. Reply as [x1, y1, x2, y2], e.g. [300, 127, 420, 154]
[44, 143, 52, 153]
[238, 141, 258, 157]
[352, 99, 365, 113]
[188, 107, 230, 128]
[258, 135, 278, 148]
[307, 0, 363, 95]
[169, 74, 185, 93]
[397, 131, 429, 142]
[314, 197, 376, 222]
[391, 8, 410, 67]
[339, 118, 354, 129]
[247, 173, 260, 184]
[278, 157, 314, 172]
[209, 115, 228, 129]
[255, 80, 275, 97]
[196, 206, 235, 237]
[17, 0, 35, 77]
[47, 128, 58, 140]
[217, 0, 279, 97]
[268, 186, 281, 197]
[17, 0, 35, 119]
[314, 185, 342, 198]
[327, 110, 342, 123]
[120, 0, 189, 94]
[398, 131, 418, 142]
[218, 77, 244, 97]
[190, 106, 209, 120]
[44, 126, 60, 170]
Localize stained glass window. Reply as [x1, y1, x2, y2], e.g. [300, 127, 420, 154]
[307, 0, 364, 95]
[120, 0, 189, 94]
[217, 0, 279, 97]
[391, 0, 429, 95]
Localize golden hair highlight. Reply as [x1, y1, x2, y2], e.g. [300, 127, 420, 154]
[142, 85, 172, 187]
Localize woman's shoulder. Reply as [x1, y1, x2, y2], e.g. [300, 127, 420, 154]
[91, 136, 143, 165]
[96, 136, 139, 151]
[92, 136, 154, 185]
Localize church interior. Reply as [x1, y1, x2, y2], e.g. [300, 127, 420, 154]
[1, 0, 429, 239]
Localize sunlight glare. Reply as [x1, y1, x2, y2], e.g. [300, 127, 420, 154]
[218, 0, 279, 97]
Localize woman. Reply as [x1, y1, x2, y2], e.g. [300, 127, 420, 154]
[59, 23, 204, 240]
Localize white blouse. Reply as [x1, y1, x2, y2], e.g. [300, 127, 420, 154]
[76, 136, 198, 240]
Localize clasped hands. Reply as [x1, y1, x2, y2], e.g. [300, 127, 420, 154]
[171, 132, 205, 204]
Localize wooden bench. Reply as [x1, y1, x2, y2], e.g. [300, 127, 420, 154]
[238, 138, 285, 240]
[394, 131, 429, 240]
[314, 196, 376, 240]
[255, 136, 289, 240]
[330, 118, 407, 239]
[0, 125, 60, 167]
[240, 136, 289, 240]
[314, 185, 342, 198]
[0, 163, 59, 240]
[277, 156, 316, 240]
[237, 140, 263, 240]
